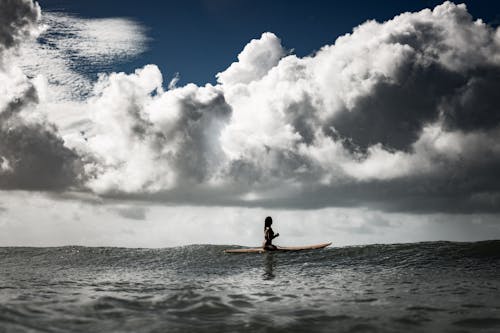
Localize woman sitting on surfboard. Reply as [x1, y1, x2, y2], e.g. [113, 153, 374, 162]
[263, 216, 279, 250]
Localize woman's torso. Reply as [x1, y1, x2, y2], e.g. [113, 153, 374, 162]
[264, 227, 274, 245]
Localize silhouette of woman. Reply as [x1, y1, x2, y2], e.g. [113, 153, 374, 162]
[263, 216, 279, 251]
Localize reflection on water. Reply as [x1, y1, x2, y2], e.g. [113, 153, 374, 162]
[263, 252, 275, 280]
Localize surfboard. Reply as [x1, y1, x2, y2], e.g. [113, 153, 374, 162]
[224, 242, 332, 253]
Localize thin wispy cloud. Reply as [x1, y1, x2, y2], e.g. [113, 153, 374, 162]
[18, 11, 148, 100]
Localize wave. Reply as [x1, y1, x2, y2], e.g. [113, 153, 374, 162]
[1, 240, 499, 272]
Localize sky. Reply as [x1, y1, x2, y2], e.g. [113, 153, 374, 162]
[1, 0, 500, 247]
[37, 0, 500, 86]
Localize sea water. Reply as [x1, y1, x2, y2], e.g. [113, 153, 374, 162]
[0, 241, 499, 332]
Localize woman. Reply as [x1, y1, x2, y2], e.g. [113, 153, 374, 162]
[263, 216, 279, 250]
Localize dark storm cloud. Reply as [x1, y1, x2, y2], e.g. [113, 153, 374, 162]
[441, 67, 500, 131]
[0, 0, 39, 53]
[0, 85, 82, 190]
[0, 122, 82, 190]
[323, 8, 500, 153]
[0, 0, 82, 190]
[329, 64, 500, 153]
[329, 63, 465, 152]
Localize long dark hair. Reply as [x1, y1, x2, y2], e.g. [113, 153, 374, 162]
[264, 216, 273, 230]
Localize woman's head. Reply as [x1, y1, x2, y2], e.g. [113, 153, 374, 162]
[264, 216, 273, 229]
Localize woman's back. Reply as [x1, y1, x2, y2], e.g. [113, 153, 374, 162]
[263, 216, 279, 250]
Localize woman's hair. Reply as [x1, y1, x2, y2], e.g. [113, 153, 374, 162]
[264, 216, 273, 229]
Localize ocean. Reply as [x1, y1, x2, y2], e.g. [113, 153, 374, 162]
[1, 241, 499, 332]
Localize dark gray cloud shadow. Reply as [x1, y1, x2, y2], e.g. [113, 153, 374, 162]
[329, 61, 464, 152]
[0, 86, 83, 190]
[112, 206, 148, 220]
[0, 0, 39, 53]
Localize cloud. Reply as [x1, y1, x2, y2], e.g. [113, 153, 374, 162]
[112, 205, 148, 220]
[1, 190, 500, 247]
[0, 0, 81, 190]
[17, 11, 148, 100]
[3, 1, 500, 213]
[0, 0, 40, 54]
[80, 65, 232, 194]
[0, 101, 82, 190]
[216, 32, 286, 86]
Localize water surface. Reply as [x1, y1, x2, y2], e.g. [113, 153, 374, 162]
[1, 241, 499, 332]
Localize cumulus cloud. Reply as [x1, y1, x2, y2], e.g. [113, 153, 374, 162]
[80, 65, 232, 194]
[0, 0, 81, 190]
[0, 91, 81, 190]
[2, 0, 500, 213]
[216, 32, 286, 85]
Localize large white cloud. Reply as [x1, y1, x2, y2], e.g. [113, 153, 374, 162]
[216, 32, 286, 86]
[2, 1, 500, 213]
[78, 65, 232, 194]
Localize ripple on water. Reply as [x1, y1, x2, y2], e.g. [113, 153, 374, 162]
[293, 314, 353, 328]
[353, 298, 378, 303]
[229, 299, 254, 308]
[266, 296, 282, 302]
[453, 317, 500, 329]
[393, 313, 432, 327]
[406, 305, 445, 312]
[393, 316, 422, 326]
[461, 303, 485, 308]
[347, 323, 379, 333]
